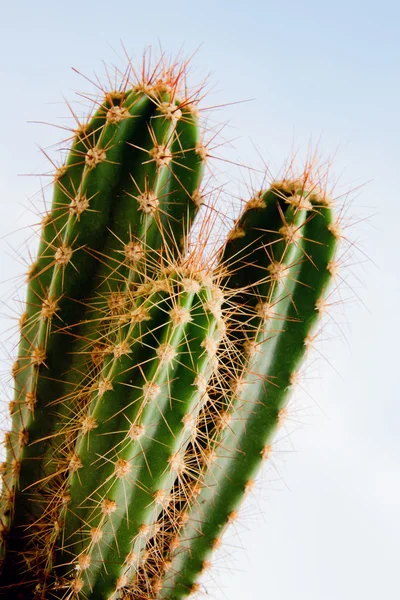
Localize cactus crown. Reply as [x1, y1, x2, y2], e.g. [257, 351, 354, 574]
[0, 53, 345, 600]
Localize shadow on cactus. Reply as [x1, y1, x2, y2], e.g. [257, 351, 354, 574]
[0, 51, 346, 599]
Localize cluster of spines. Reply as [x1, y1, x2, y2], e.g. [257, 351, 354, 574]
[0, 59, 213, 598]
[129, 176, 342, 600]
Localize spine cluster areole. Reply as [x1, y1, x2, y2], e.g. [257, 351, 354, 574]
[0, 54, 345, 600]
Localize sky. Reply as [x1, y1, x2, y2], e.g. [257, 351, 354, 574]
[0, 1, 399, 599]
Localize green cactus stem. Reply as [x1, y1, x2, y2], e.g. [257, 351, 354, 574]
[0, 65, 207, 598]
[135, 180, 339, 600]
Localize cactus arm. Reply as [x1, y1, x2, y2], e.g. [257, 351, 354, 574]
[132, 183, 307, 597]
[153, 192, 337, 599]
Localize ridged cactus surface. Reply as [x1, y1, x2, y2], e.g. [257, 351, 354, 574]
[0, 57, 343, 600]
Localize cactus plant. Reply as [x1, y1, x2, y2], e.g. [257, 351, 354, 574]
[0, 55, 343, 600]
[133, 179, 339, 599]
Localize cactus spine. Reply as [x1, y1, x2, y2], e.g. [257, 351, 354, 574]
[0, 56, 343, 600]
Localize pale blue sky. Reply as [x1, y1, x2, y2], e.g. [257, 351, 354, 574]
[0, 1, 399, 599]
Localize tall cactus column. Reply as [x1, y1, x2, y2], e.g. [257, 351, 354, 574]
[0, 67, 208, 599]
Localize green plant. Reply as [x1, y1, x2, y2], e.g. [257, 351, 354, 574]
[0, 56, 342, 599]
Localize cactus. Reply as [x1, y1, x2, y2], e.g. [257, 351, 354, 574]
[132, 179, 339, 599]
[0, 55, 343, 600]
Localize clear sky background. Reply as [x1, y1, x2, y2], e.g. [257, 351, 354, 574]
[0, 1, 399, 599]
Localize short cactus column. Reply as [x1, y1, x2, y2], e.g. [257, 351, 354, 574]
[132, 179, 339, 600]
